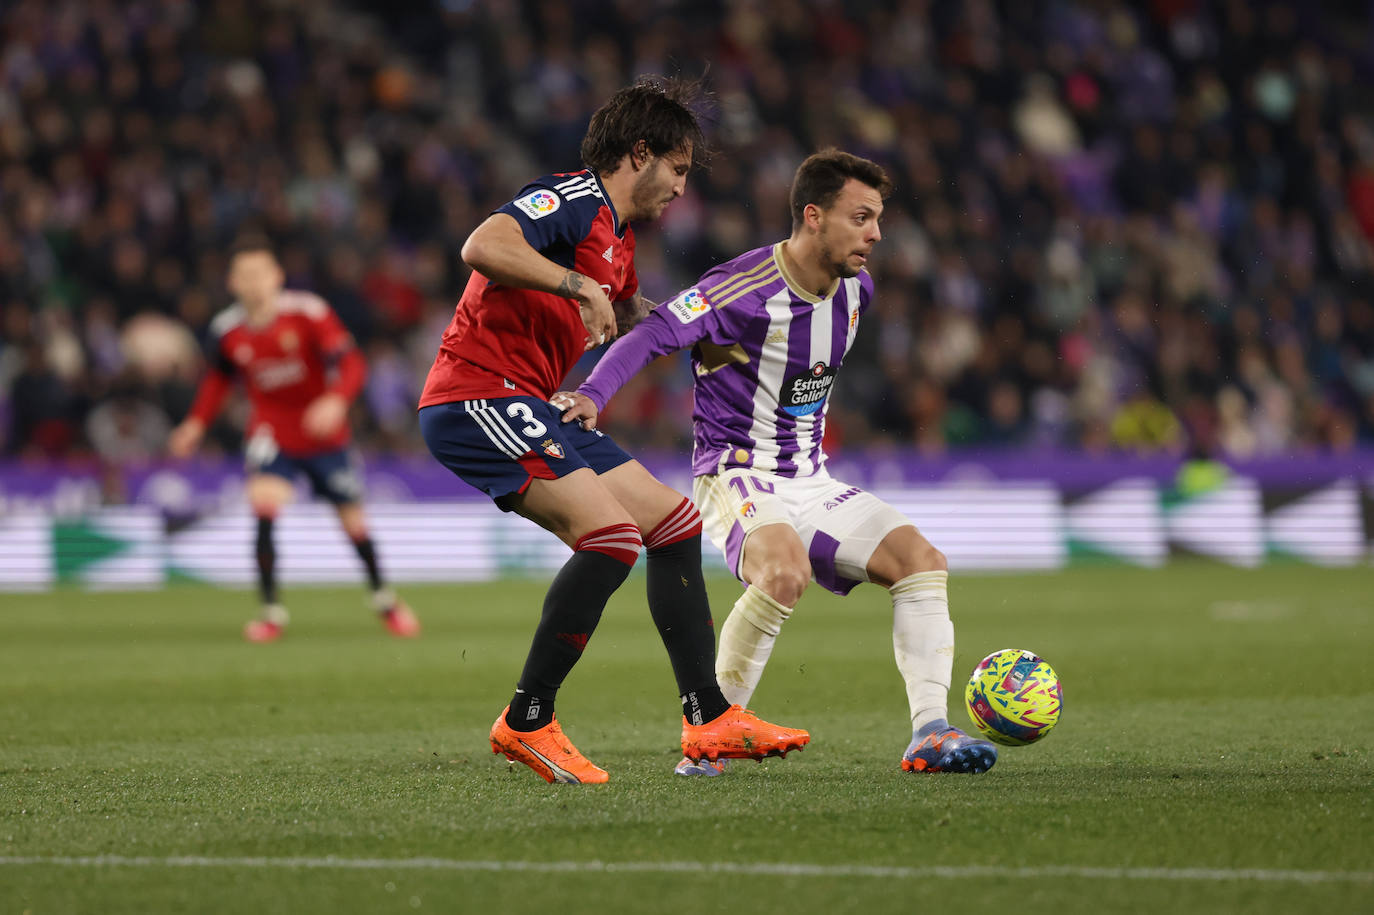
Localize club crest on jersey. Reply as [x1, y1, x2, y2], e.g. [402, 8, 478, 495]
[667, 287, 711, 324]
[739, 500, 757, 519]
[514, 189, 561, 220]
[541, 439, 565, 459]
[781, 361, 837, 416]
[233, 344, 254, 365]
[279, 329, 298, 351]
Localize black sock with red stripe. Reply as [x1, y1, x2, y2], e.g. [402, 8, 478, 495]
[507, 523, 641, 732]
[644, 499, 730, 725]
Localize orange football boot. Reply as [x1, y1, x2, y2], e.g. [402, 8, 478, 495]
[489, 707, 608, 784]
[681, 705, 810, 763]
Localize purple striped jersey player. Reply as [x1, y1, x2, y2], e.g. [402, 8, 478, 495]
[557, 149, 998, 776]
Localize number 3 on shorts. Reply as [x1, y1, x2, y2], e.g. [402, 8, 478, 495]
[505, 402, 547, 438]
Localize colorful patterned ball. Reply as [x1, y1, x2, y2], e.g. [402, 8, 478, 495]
[964, 648, 1062, 746]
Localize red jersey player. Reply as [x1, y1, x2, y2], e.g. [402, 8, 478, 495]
[169, 237, 419, 642]
[417, 78, 808, 785]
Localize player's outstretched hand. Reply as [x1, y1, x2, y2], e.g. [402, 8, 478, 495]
[303, 392, 348, 439]
[167, 418, 204, 459]
[549, 391, 599, 430]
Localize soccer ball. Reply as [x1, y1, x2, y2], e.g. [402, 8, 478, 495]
[964, 648, 1062, 746]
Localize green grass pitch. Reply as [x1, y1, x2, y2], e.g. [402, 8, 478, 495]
[2, 564, 1371, 914]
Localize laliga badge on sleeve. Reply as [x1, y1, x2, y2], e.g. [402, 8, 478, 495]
[667, 287, 711, 324]
[514, 189, 562, 220]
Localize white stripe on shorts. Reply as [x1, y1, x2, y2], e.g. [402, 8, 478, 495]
[471, 407, 530, 459]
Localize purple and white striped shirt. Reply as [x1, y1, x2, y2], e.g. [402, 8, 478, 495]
[580, 242, 873, 478]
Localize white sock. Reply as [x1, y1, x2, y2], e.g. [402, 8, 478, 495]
[261, 603, 290, 626]
[891, 571, 953, 731]
[715, 585, 793, 707]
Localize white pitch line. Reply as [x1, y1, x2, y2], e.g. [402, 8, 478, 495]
[0, 856, 1370, 884]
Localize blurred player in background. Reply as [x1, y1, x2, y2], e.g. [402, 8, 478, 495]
[169, 236, 419, 643]
[563, 149, 998, 776]
[418, 77, 809, 784]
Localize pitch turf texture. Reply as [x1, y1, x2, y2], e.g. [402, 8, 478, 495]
[2, 565, 1371, 914]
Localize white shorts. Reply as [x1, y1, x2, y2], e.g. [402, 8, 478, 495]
[693, 466, 913, 595]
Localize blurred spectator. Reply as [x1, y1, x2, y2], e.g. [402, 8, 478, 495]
[2, 0, 1374, 468]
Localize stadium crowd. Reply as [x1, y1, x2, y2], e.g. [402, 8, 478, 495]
[2, 0, 1374, 466]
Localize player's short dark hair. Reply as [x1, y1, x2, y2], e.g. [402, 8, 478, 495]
[228, 233, 276, 261]
[790, 149, 893, 229]
[581, 76, 708, 175]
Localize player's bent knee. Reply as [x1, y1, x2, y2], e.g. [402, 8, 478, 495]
[575, 522, 643, 567]
[755, 562, 810, 608]
[643, 496, 702, 550]
[916, 543, 948, 573]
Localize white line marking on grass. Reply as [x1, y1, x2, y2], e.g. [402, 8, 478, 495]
[1, 856, 1371, 884]
[1207, 600, 1294, 621]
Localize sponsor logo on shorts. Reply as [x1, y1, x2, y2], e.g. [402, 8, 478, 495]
[823, 487, 863, 511]
[541, 439, 565, 459]
[514, 189, 561, 220]
[667, 287, 711, 324]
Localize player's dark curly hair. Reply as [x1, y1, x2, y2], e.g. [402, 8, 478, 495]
[581, 76, 709, 175]
[789, 149, 893, 229]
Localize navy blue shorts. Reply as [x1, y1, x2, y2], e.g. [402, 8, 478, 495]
[247, 445, 365, 505]
[419, 397, 633, 508]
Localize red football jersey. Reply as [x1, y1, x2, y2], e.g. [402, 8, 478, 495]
[419, 169, 639, 404]
[188, 290, 365, 456]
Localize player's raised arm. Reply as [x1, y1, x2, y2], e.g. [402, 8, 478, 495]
[461, 212, 615, 349]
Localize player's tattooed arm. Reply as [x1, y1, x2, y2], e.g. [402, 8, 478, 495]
[461, 214, 613, 347]
[558, 270, 615, 349]
[555, 271, 585, 299]
[614, 291, 655, 335]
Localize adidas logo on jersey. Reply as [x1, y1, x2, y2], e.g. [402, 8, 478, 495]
[602, 246, 614, 263]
